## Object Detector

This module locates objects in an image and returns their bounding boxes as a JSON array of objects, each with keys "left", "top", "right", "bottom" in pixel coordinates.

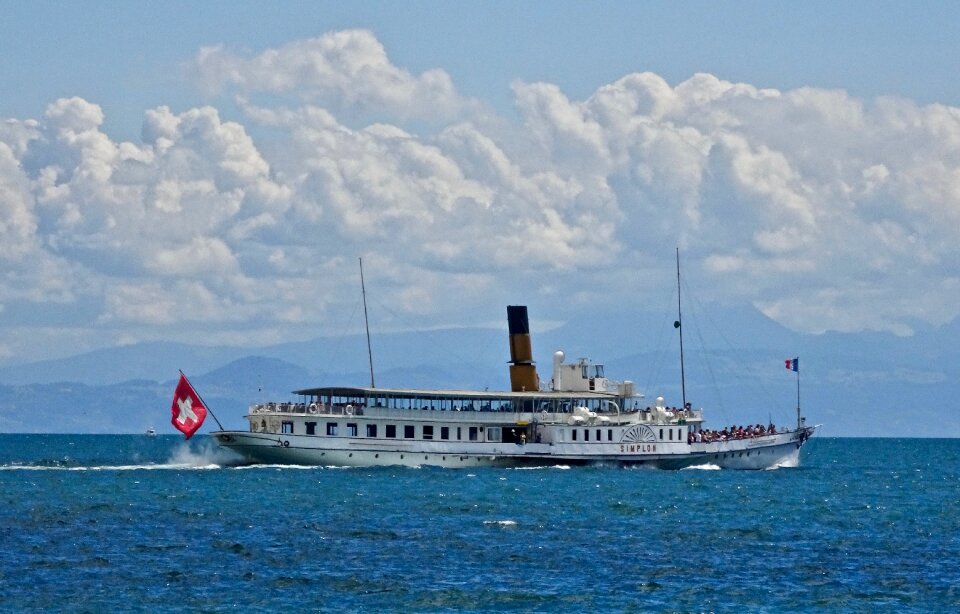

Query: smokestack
[{"left": 507, "top": 305, "right": 540, "bottom": 392}]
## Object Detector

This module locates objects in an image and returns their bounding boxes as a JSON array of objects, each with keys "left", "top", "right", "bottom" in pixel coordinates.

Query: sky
[{"left": 2, "top": 1, "right": 960, "bottom": 366}]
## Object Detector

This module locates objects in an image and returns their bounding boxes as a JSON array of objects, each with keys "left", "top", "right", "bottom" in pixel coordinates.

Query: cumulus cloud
[
  {"left": 2, "top": 30, "right": 960, "bottom": 363},
  {"left": 195, "top": 29, "right": 474, "bottom": 122}
]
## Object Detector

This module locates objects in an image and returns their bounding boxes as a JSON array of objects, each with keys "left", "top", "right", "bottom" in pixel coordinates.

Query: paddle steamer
[{"left": 213, "top": 305, "right": 817, "bottom": 469}]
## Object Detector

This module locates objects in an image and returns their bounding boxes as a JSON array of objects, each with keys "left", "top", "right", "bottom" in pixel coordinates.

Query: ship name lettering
[{"left": 620, "top": 444, "right": 657, "bottom": 453}]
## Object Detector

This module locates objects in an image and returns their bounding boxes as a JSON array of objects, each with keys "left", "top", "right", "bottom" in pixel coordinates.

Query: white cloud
[
  {"left": 2, "top": 31, "right": 960, "bottom": 363},
  {"left": 195, "top": 29, "right": 473, "bottom": 122},
  {"left": 147, "top": 236, "right": 240, "bottom": 277}
]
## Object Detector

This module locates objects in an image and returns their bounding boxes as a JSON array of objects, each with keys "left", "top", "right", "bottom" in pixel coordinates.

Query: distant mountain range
[{"left": 1, "top": 304, "right": 957, "bottom": 437}]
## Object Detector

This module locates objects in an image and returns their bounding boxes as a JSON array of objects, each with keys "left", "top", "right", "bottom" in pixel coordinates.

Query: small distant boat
[{"left": 145, "top": 427, "right": 157, "bottom": 436}]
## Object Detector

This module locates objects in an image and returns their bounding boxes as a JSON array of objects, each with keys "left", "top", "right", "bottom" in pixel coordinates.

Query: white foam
[
  {"left": 681, "top": 463, "right": 722, "bottom": 471},
  {"left": 510, "top": 464, "right": 571, "bottom": 471},
  {"left": 166, "top": 441, "right": 240, "bottom": 467},
  {"left": 0, "top": 440, "right": 239, "bottom": 472},
  {"left": 232, "top": 463, "right": 319, "bottom": 470},
  {"left": 0, "top": 462, "right": 221, "bottom": 472},
  {"left": 483, "top": 520, "right": 518, "bottom": 527}
]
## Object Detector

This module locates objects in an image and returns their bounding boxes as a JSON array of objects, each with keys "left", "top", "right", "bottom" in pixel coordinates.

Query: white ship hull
[{"left": 214, "top": 418, "right": 815, "bottom": 470}]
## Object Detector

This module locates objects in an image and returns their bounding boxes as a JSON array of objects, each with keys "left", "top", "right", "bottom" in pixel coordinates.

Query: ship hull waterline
[{"left": 213, "top": 427, "right": 815, "bottom": 470}]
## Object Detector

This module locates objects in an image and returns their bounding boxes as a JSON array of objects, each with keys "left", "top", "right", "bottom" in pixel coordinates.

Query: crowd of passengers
[{"left": 688, "top": 423, "right": 777, "bottom": 444}]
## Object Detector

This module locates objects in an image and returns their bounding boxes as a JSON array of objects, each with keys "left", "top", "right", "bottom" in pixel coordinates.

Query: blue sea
[{"left": 1, "top": 436, "right": 958, "bottom": 613}]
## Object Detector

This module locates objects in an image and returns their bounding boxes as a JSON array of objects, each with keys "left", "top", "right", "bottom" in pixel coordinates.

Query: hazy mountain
[{"left": 0, "top": 304, "right": 957, "bottom": 436}]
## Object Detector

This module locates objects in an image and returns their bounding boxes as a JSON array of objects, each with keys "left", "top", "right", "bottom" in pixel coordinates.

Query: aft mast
[
  {"left": 359, "top": 257, "right": 375, "bottom": 389},
  {"left": 674, "top": 248, "right": 687, "bottom": 408}
]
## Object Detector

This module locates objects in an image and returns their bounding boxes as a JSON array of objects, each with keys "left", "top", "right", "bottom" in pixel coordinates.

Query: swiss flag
[{"left": 170, "top": 374, "right": 207, "bottom": 439}]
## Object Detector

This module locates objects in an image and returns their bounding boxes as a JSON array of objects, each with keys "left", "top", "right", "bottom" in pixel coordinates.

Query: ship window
[
  {"left": 305, "top": 422, "right": 316, "bottom": 435},
  {"left": 347, "top": 423, "right": 358, "bottom": 437},
  {"left": 584, "top": 429, "right": 589, "bottom": 441},
  {"left": 468, "top": 427, "right": 478, "bottom": 441},
  {"left": 404, "top": 425, "right": 415, "bottom": 439},
  {"left": 669, "top": 429, "right": 673, "bottom": 441},
  {"left": 326, "top": 422, "right": 338, "bottom": 436},
  {"left": 386, "top": 424, "right": 396, "bottom": 438},
  {"left": 607, "top": 429, "right": 613, "bottom": 441},
  {"left": 572, "top": 429, "right": 577, "bottom": 441},
  {"left": 423, "top": 425, "right": 434, "bottom": 440},
  {"left": 487, "top": 427, "right": 501, "bottom": 442},
  {"left": 659, "top": 428, "right": 663, "bottom": 440},
  {"left": 282, "top": 421, "right": 294, "bottom": 434},
  {"left": 366, "top": 424, "right": 377, "bottom": 438},
  {"left": 596, "top": 429, "right": 601, "bottom": 441},
  {"left": 457, "top": 427, "right": 462, "bottom": 440},
  {"left": 440, "top": 426, "right": 449, "bottom": 440}
]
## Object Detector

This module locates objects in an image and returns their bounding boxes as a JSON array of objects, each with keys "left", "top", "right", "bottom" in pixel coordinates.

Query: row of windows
[
  {"left": 281, "top": 421, "right": 688, "bottom": 444},
  {"left": 292, "top": 421, "right": 484, "bottom": 442},
  {"left": 567, "top": 427, "right": 685, "bottom": 442},
  {"left": 571, "top": 429, "right": 615, "bottom": 442}
]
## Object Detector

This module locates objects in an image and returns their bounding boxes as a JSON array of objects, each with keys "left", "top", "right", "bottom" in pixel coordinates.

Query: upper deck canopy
[{"left": 293, "top": 386, "right": 621, "bottom": 401}]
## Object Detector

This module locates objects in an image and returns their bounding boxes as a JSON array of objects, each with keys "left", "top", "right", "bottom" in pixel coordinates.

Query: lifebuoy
[
  {"left": 345, "top": 405, "right": 354, "bottom": 416},
  {"left": 282, "top": 440, "right": 290, "bottom": 447}
]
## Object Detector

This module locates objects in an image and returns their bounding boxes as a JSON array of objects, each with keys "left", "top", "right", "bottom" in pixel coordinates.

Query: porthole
[
  {"left": 349, "top": 453, "right": 353, "bottom": 457},
  {"left": 375, "top": 454, "right": 379, "bottom": 458}
]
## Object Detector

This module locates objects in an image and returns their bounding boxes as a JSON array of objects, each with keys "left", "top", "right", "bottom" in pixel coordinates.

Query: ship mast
[
  {"left": 674, "top": 247, "right": 687, "bottom": 408},
  {"left": 359, "top": 257, "right": 375, "bottom": 388}
]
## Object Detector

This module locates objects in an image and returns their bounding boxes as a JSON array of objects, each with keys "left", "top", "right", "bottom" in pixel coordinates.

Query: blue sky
[
  {"left": 4, "top": 1, "right": 958, "bottom": 133},
  {"left": 2, "top": 1, "right": 960, "bottom": 365}
]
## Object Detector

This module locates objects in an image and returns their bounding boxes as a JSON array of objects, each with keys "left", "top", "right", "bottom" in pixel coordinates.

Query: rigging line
[
  {"left": 359, "top": 257, "right": 375, "bottom": 389},
  {"left": 368, "top": 295, "right": 502, "bottom": 377},
  {"left": 691, "top": 289, "right": 784, "bottom": 410},
  {"left": 643, "top": 280, "right": 682, "bottom": 402},
  {"left": 319, "top": 298, "right": 362, "bottom": 377},
  {"left": 676, "top": 247, "right": 687, "bottom": 409},
  {"left": 680, "top": 274, "right": 729, "bottom": 424},
  {"left": 684, "top": 283, "right": 791, "bottom": 424}
]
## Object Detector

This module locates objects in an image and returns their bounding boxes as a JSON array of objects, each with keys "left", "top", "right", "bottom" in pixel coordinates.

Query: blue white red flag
[{"left": 785, "top": 357, "right": 799, "bottom": 372}]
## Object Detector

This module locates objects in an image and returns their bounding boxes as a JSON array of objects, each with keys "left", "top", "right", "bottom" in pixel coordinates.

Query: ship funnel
[{"left": 507, "top": 305, "right": 540, "bottom": 392}]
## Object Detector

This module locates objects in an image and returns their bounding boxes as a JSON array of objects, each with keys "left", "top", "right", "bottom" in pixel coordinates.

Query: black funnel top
[{"left": 507, "top": 305, "right": 530, "bottom": 335}]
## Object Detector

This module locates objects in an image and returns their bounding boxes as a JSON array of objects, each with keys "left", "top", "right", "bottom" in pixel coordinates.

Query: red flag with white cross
[{"left": 170, "top": 373, "right": 207, "bottom": 439}]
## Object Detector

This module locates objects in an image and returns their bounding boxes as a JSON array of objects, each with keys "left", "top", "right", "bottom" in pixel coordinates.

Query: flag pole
[
  {"left": 795, "top": 359, "right": 801, "bottom": 431},
  {"left": 180, "top": 369, "right": 225, "bottom": 431}
]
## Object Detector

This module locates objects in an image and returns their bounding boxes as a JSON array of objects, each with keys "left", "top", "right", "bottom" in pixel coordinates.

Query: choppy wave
[{"left": 2, "top": 437, "right": 957, "bottom": 612}]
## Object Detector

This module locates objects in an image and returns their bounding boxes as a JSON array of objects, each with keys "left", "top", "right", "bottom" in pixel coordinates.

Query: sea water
[{"left": 0, "top": 435, "right": 958, "bottom": 612}]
